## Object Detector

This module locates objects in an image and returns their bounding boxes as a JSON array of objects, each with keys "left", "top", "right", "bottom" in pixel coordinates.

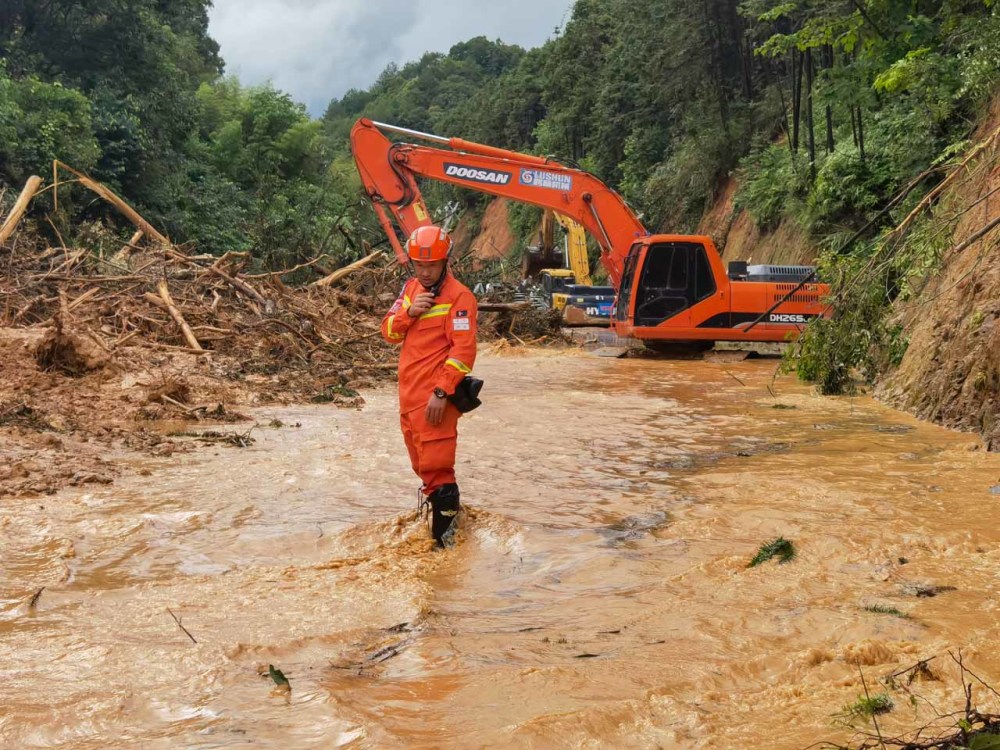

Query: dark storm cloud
[{"left": 209, "top": 0, "right": 571, "bottom": 115}]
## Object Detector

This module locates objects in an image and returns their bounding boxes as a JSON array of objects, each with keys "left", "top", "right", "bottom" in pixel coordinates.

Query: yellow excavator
[{"left": 524, "top": 210, "right": 614, "bottom": 325}]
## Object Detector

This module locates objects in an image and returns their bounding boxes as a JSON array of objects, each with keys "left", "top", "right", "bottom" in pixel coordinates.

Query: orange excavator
[{"left": 351, "top": 118, "right": 830, "bottom": 345}]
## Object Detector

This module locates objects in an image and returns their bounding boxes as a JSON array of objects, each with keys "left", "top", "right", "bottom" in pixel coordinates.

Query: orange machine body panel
[{"left": 613, "top": 236, "right": 829, "bottom": 343}]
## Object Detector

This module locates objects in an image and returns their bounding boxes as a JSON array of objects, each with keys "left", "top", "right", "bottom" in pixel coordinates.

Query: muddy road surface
[{"left": 3, "top": 351, "right": 1000, "bottom": 749}]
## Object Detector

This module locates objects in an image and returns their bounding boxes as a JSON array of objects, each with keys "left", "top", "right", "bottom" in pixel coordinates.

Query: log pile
[
  {"left": 0, "top": 164, "right": 566, "bottom": 389},
  {"left": 0, "top": 169, "right": 402, "bottom": 388}
]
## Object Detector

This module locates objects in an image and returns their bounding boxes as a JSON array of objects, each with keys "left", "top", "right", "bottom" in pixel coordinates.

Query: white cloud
[{"left": 208, "top": 0, "right": 572, "bottom": 115}]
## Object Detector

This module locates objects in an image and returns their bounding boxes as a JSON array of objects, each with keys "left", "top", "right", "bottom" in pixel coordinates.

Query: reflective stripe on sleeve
[
  {"left": 445, "top": 357, "right": 472, "bottom": 374},
  {"left": 386, "top": 316, "right": 403, "bottom": 340}
]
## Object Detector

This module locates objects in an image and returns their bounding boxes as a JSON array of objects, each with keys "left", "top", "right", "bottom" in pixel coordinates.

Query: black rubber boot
[{"left": 429, "top": 483, "right": 460, "bottom": 547}]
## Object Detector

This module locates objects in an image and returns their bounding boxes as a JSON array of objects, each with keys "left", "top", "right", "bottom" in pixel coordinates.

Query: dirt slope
[
  {"left": 878, "top": 97, "right": 1000, "bottom": 450},
  {"left": 697, "top": 175, "right": 816, "bottom": 265},
  {"left": 452, "top": 199, "right": 518, "bottom": 267}
]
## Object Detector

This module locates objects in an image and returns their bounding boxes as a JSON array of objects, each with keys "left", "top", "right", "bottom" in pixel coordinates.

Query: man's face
[{"left": 413, "top": 259, "right": 447, "bottom": 289}]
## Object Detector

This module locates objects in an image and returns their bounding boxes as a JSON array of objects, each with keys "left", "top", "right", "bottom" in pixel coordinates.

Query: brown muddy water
[{"left": 3, "top": 351, "right": 1000, "bottom": 749}]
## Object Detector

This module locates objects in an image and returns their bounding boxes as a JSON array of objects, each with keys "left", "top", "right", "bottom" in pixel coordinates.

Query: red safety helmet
[{"left": 407, "top": 225, "right": 452, "bottom": 262}]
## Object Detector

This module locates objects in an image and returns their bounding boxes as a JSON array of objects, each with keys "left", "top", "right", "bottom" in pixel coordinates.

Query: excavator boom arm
[
  {"left": 351, "top": 118, "right": 648, "bottom": 287},
  {"left": 553, "top": 212, "right": 592, "bottom": 286}
]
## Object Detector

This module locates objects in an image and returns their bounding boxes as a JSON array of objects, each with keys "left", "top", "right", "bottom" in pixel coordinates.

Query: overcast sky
[{"left": 208, "top": 0, "right": 573, "bottom": 116}]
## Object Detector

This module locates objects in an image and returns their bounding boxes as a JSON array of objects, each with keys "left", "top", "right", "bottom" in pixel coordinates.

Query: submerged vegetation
[
  {"left": 747, "top": 536, "right": 796, "bottom": 567},
  {"left": 862, "top": 603, "right": 910, "bottom": 619},
  {"left": 837, "top": 692, "right": 894, "bottom": 722}
]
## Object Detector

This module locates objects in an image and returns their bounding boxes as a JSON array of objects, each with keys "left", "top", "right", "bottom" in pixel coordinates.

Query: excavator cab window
[
  {"left": 633, "top": 242, "right": 716, "bottom": 326},
  {"left": 615, "top": 244, "right": 643, "bottom": 323},
  {"left": 540, "top": 273, "right": 571, "bottom": 297}
]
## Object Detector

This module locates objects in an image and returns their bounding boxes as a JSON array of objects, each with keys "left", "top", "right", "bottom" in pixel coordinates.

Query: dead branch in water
[
  {"left": 167, "top": 608, "right": 198, "bottom": 644},
  {"left": 28, "top": 587, "right": 45, "bottom": 609},
  {"left": 825, "top": 651, "right": 1000, "bottom": 750}
]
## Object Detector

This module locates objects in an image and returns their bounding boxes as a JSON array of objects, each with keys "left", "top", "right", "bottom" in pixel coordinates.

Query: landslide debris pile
[
  {"left": 0, "top": 235, "right": 397, "bottom": 385},
  {"left": 0, "top": 169, "right": 403, "bottom": 497},
  {"left": 0, "top": 165, "right": 406, "bottom": 383}
]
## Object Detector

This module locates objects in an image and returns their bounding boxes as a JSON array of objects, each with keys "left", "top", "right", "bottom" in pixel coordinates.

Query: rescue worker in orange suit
[{"left": 380, "top": 225, "right": 478, "bottom": 546}]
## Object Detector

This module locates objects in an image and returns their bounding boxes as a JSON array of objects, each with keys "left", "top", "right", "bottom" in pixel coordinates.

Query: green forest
[{"left": 3, "top": 0, "right": 1000, "bottom": 388}]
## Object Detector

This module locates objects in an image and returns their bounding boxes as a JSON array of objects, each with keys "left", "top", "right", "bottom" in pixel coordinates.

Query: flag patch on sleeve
[{"left": 456, "top": 309, "right": 469, "bottom": 317}]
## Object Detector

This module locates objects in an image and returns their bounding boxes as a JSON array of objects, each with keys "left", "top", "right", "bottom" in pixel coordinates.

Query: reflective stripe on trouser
[{"left": 400, "top": 403, "right": 460, "bottom": 494}]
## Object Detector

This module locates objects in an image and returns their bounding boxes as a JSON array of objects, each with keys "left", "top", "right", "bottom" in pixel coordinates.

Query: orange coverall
[{"left": 381, "top": 273, "right": 478, "bottom": 493}]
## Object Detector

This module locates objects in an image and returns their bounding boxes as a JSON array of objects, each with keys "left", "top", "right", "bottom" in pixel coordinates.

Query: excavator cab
[
  {"left": 522, "top": 210, "right": 564, "bottom": 278},
  {"left": 615, "top": 240, "right": 717, "bottom": 327},
  {"left": 615, "top": 236, "right": 827, "bottom": 342},
  {"left": 540, "top": 268, "right": 575, "bottom": 313}
]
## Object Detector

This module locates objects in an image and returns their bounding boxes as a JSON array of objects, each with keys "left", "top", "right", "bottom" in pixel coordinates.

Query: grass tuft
[
  {"left": 839, "top": 693, "right": 893, "bottom": 721},
  {"left": 747, "top": 537, "right": 796, "bottom": 568},
  {"left": 863, "top": 604, "right": 910, "bottom": 619}
]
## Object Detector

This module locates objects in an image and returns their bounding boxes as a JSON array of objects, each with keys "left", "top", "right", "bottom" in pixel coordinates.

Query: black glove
[{"left": 447, "top": 376, "right": 484, "bottom": 413}]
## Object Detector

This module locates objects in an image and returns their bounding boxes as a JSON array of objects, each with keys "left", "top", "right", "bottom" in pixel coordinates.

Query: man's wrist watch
[{"left": 433, "top": 388, "right": 447, "bottom": 399}]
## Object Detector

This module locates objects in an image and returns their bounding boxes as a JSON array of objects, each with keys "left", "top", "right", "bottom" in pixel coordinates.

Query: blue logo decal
[{"left": 519, "top": 168, "right": 573, "bottom": 191}]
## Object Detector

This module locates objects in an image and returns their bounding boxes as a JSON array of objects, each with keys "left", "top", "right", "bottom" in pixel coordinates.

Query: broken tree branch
[
  {"left": 0, "top": 175, "right": 43, "bottom": 247},
  {"left": 157, "top": 280, "right": 204, "bottom": 352},
  {"left": 54, "top": 161, "right": 170, "bottom": 245},
  {"left": 953, "top": 213, "right": 1000, "bottom": 255},
  {"left": 245, "top": 255, "right": 330, "bottom": 279},
  {"left": 207, "top": 264, "right": 268, "bottom": 305},
  {"left": 886, "top": 122, "right": 1000, "bottom": 247},
  {"left": 858, "top": 664, "right": 887, "bottom": 750},
  {"left": 311, "top": 250, "right": 383, "bottom": 288},
  {"left": 167, "top": 247, "right": 269, "bottom": 304},
  {"left": 117, "top": 230, "right": 144, "bottom": 261}
]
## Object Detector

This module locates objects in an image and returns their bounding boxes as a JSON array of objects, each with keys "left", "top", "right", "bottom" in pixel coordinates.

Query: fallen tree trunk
[
  {"left": 55, "top": 161, "right": 170, "bottom": 245},
  {"left": 478, "top": 302, "right": 532, "bottom": 312},
  {"left": 157, "top": 280, "right": 204, "bottom": 352},
  {"left": 0, "top": 175, "right": 43, "bottom": 247},
  {"left": 311, "top": 250, "right": 383, "bottom": 288}
]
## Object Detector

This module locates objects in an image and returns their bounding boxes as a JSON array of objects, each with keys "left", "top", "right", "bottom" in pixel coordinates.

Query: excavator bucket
[
  {"left": 521, "top": 246, "right": 565, "bottom": 279},
  {"left": 521, "top": 209, "right": 564, "bottom": 279}
]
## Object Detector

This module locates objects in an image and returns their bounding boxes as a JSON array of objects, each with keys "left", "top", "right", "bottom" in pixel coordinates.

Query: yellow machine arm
[{"left": 553, "top": 212, "right": 592, "bottom": 286}]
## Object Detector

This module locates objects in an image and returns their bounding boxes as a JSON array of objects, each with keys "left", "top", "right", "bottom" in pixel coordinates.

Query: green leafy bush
[
  {"left": 0, "top": 64, "right": 100, "bottom": 181},
  {"left": 735, "top": 141, "right": 808, "bottom": 231},
  {"left": 808, "top": 146, "right": 893, "bottom": 230}
]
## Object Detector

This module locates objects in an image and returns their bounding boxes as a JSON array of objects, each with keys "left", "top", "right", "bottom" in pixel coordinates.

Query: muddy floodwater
[{"left": 3, "top": 351, "right": 1000, "bottom": 749}]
